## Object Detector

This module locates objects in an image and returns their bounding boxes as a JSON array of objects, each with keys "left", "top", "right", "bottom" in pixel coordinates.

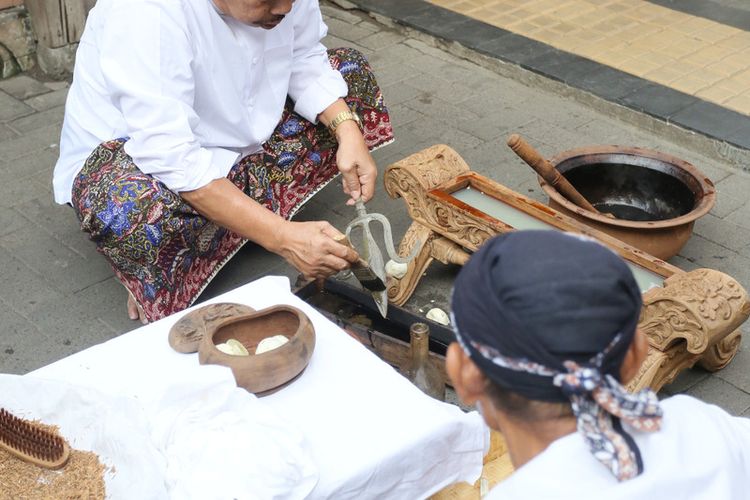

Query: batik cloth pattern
[
  {"left": 71, "top": 47, "right": 393, "bottom": 321},
  {"left": 453, "top": 323, "right": 663, "bottom": 482}
]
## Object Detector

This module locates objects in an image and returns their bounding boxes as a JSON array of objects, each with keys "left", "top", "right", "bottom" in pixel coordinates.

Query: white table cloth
[{"left": 29, "top": 276, "right": 488, "bottom": 499}]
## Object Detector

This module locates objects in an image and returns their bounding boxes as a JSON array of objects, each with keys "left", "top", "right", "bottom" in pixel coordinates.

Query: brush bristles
[{"left": 0, "top": 408, "right": 70, "bottom": 469}]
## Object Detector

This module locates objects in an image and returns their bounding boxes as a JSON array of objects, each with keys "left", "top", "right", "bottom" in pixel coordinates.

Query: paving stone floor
[
  {"left": 425, "top": 0, "right": 750, "bottom": 116},
  {"left": 1, "top": 2, "right": 750, "bottom": 415}
]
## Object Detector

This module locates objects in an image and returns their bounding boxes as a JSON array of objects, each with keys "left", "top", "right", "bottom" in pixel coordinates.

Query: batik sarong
[{"left": 72, "top": 48, "right": 393, "bottom": 321}]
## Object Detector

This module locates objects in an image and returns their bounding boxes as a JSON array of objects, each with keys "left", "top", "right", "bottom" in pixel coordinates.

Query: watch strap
[{"left": 328, "top": 110, "right": 361, "bottom": 134}]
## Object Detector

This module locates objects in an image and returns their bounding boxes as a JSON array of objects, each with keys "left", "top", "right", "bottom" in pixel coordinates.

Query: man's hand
[
  {"left": 275, "top": 220, "right": 360, "bottom": 279},
  {"left": 335, "top": 120, "right": 377, "bottom": 206},
  {"left": 319, "top": 98, "right": 377, "bottom": 206},
  {"left": 180, "top": 179, "right": 359, "bottom": 280}
]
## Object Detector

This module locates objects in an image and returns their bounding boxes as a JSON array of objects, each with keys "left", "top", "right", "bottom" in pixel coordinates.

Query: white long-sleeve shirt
[
  {"left": 53, "top": 0, "right": 347, "bottom": 204},
  {"left": 487, "top": 395, "right": 750, "bottom": 499}
]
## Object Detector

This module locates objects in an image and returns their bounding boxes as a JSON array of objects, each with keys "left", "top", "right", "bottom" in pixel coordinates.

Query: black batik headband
[{"left": 451, "top": 231, "right": 663, "bottom": 480}]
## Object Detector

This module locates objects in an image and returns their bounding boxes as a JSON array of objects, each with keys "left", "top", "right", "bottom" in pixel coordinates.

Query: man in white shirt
[
  {"left": 447, "top": 231, "right": 750, "bottom": 499},
  {"left": 53, "top": 0, "right": 394, "bottom": 322}
]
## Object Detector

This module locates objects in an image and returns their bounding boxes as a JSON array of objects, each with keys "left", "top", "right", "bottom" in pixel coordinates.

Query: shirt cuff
[
  {"left": 179, "top": 147, "right": 240, "bottom": 192},
  {"left": 293, "top": 70, "right": 348, "bottom": 124}
]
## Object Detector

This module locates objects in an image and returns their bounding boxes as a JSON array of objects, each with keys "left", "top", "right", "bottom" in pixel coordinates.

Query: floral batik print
[{"left": 71, "top": 48, "right": 393, "bottom": 321}]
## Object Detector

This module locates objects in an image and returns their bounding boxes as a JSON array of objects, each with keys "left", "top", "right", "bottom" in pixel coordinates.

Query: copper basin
[{"left": 539, "top": 146, "right": 715, "bottom": 259}]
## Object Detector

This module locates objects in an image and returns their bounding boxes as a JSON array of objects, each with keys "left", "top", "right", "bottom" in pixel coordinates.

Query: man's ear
[
  {"left": 620, "top": 328, "right": 649, "bottom": 384},
  {"left": 446, "top": 342, "right": 488, "bottom": 406}
]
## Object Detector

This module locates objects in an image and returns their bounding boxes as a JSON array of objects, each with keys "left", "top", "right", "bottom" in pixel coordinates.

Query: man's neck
[{"left": 500, "top": 415, "right": 577, "bottom": 469}]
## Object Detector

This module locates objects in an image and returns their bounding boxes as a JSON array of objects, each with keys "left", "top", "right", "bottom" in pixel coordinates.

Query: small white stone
[
  {"left": 385, "top": 259, "right": 408, "bottom": 279},
  {"left": 216, "top": 339, "right": 249, "bottom": 356},
  {"left": 426, "top": 307, "right": 450, "bottom": 326},
  {"left": 256, "top": 335, "right": 289, "bottom": 354},
  {"left": 216, "top": 343, "right": 232, "bottom": 354}
]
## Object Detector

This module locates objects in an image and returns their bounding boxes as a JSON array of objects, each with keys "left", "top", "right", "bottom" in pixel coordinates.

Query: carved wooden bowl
[{"left": 198, "top": 305, "right": 316, "bottom": 395}]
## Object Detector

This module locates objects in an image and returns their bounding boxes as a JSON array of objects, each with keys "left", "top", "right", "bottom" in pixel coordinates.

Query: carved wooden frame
[{"left": 384, "top": 145, "right": 749, "bottom": 392}]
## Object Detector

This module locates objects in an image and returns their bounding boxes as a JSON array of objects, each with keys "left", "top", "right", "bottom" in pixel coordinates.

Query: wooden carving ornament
[
  {"left": 168, "top": 303, "right": 256, "bottom": 353},
  {"left": 384, "top": 145, "right": 749, "bottom": 393},
  {"left": 631, "top": 269, "right": 749, "bottom": 392}
]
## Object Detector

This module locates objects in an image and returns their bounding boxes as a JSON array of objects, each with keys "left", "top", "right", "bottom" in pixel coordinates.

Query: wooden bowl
[
  {"left": 168, "top": 303, "right": 256, "bottom": 354},
  {"left": 198, "top": 305, "right": 316, "bottom": 395}
]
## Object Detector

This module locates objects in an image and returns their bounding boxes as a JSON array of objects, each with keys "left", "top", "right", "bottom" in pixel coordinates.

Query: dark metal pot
[{"left": 539, "top": 146, "right": 715, "bottom": 260}]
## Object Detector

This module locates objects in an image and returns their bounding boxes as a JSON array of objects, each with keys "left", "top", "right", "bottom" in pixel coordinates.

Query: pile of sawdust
[{"left": 0, "top": 424, "right": 106, "bottom": 500}]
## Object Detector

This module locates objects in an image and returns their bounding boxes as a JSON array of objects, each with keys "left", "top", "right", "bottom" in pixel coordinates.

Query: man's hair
[
  {"left": 452, "top": 231, "right": 642, "bottom": 404},
  {"left": 485, "top": 379, "right": 573, "bottom": 422}
]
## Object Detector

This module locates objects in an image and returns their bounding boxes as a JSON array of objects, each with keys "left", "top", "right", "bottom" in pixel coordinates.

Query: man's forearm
[
  {"left": 319, "top": 98, "right": 361, "bottom": 142},
  {"left": 180, "top": 176, "right": 359, "bottom": 279},
  {"left": 318, "top": 98, "right": 377, "bottom": 204},
  {"left": 180, "top": 177, "right": 285, "bottom": 253}
]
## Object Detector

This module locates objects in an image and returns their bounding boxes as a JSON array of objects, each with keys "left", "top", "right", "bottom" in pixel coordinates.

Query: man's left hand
[{"left": 334, "top": 121, "right": 377, "bottom": 205}]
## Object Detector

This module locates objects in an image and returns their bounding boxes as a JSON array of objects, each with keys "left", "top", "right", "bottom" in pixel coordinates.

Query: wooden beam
[
  {"left": 63, "top": 0, "right": 90, "bottom": 43},
  {"left": 0, "top": 0, "right": 24, "bottom": 9},
  {"left": 25, "top": 0, "right": 66, "bottom": 48}
]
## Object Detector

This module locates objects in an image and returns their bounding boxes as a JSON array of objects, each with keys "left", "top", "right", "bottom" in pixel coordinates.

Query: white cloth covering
[
  {"left": 53, "top": 0, "right": 347, "bottom": 204},
  {"left": 487, "top": 395, "right": 750, "bottom": 500},
  {"left": 147, "top": 366, "right": 319, "bottom": 499},
  {"left": 3, "top": 366, "right": 319, "bottom": 499},
  {"left": 0, "top": 374, "right": 168, "bottom": 499},
  {"left": 30, "top": 276, "right": 488, "bottom": 499}
]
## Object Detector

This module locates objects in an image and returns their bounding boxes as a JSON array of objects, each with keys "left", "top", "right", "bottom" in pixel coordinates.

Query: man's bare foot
[{"left": 127, "top": 292, "right": 148, "bottom": 324}]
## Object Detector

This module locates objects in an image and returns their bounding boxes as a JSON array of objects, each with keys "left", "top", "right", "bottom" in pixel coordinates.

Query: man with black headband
[{"left": 447, "top": 231, "right": 750, "bottom": 498}]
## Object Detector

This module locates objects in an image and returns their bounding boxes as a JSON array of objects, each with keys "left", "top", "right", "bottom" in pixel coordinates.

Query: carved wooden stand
[
  {"left": 631, "top": 270, "right": 748, "bottom": 392},
  {"left": 384, "top": 145, "right": 750, "bottom": 393}
]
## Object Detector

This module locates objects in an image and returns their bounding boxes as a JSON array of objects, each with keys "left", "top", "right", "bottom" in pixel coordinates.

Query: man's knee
[
  {"left": 328, "top": 47, "right": 372, "bottom": 76},
  {"left": 330, "top": 46, "right": 368, "bottom": 64},
  {"left": 78, "top": 166, "right": 182, "bottom": 244}
]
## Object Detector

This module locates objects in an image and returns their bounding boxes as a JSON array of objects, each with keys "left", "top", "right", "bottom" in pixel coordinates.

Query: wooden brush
[
  {"left": 0, "top": 408, "right": 71, "bottom": 469},
  {"left": 335, "top": 234, "right": 386, "bottom": 292}
]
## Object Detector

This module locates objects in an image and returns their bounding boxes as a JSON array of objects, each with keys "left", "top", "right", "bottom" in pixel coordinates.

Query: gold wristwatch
[{"left": 328, "top": 110, "right": 362, "bottom": 135}]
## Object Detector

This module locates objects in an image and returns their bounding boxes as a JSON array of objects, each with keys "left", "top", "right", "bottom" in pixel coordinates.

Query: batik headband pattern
[{"left": 452, "top": 312, "right": 663, "bottom": 481}]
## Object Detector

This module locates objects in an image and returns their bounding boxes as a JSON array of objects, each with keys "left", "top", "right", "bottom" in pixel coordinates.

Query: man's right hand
[
  {"left": 275, "top": 220, "right": 360, "bottom": 279},
  {"left": 180, "top": 179, "right": 360, "bottom": 279}
]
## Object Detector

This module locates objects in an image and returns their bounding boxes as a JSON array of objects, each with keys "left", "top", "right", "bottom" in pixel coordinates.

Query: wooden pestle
[{"left": 507, "top": 134, "right": 602, "bottom": 215}]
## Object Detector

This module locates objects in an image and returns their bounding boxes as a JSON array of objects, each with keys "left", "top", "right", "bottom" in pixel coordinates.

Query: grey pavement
[{"left": 1, "top": 1, "right": 750, "bottom": 415}]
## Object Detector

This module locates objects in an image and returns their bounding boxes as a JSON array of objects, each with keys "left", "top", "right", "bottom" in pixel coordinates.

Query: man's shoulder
[
  {"left": 660, "top": 393, "right": 730, "bottom": 418},
  {"left": 659, "top": 393, "right": 750, "bottom": 436},
  {"left": 86, "top": 0, "right": 205, "bottom": 39},
  {"left": 92, "top": 0, "right": 197, "bottom": 18},
  {"left": 648, "top": 394, "right": 727, "bottom": 435},
  {"left": 660, "top": 394, "right": 705, "bottom": 411}
]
